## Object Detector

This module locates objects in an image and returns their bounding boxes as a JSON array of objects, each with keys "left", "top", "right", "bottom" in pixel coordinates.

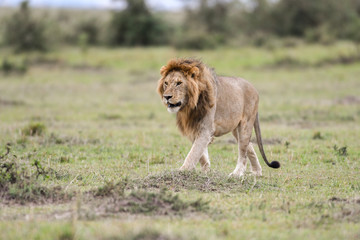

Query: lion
[{"left": 157, "top": 58, "right": 280, "bottom": 177}]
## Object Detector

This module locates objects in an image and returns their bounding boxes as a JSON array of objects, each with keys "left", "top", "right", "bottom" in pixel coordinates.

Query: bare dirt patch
[
  {"left": 0, "top": 98, "right": 25, "bottom": 106},
  {"left": 104, "top": 229, "right": 183, "bottom": 240},
  {"left": 71, "top": 64, "right": 106, "bottom": 72},
  {"left": 268, "top": 56, "right": 307, "bottom": 69},
  {"left": 318, "top": 54, "right": 360, "bottom": 66},
  {"left": 17, "top": 131, "right": 100, "bottom": 147},
  {"left": 262, "top": 54, "right": 360, "bottom": 70},
  {"left": 39, "top": 132, "right": 100, "bottom": 146},
  {"left": 329, "top": 197, "right": 360, "bottom": 223},
  {"left": 29, "top": 56, "right": 107, "bottom": 72},
  {"left": 336, "top": 96, "right": 360, "bottom": 105},
  {"left": 251, "top": 137, "right": 282, "bottom": 145},
  {"left": 98, "top": 113, "right": 123, "bottom": 120},
  {"left": 216, "top": 137, "right": 282, "bottom": 145},
  {"left": 329, "top": 197, "right": 360, "bottom": 204},
  {"left": 85, "top": 188, "right": 209, "bottom": 219}
]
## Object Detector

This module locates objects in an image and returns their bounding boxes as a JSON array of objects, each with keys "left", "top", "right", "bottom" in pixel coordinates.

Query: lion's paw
[
  {"left": 251, "top": 170, "right": 262, "bottom": 177},
  {"left": 228, "top": 165, "right": 246, "bottom": 178},
  {"left": 228, "top": 170, "right": 245, "bottom": 178},
  {"left": 179, "top": 165, "right": 192, "bottom": 171},
  {"left": 201, "top": 163, "right": 210, "bottom": 172}
]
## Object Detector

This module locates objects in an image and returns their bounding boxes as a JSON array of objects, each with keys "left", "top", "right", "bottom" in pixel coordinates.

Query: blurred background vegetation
[{"left": 1, "top": 0, "right": 360, "bottom": 52}]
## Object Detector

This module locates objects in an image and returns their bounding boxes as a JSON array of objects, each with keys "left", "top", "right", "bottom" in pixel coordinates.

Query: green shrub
[
  {"left": 108, "top": 0, "right": 171, "bottom": 46},
  {"left": 173, "top": 0, "right": 232, "bottom": 49},
  {"left": 3, "top": 1, "right": 48, "bottom": 52},
  {"left": 183, "top": 0, "right": 232, "bottom": 35},
  {"left": 76, "top": 18, "right": 100, "bottom": 45},
  {"left": 305, "top": 25, "right": 335, "bottom": 45},
  {"left": 78, "top": 33, "right": 89, "bottom": 56},
  {"left": 312, "top": 131, "right": 324, "bottom": 140},
  {"left": 22, "top": 122, "right": 46, "bottom": 136},
  {"left": 343, "top": 17, "right": 360, "bottom": 55},
  {"left": 241, "top": 0, "right": 360, "bottom": 43},
  {"left": 0, "top": 58, "right": 28, "bottom": 75},
  {"left": 251, "top": 31, "right": 270, "bottom": 47},
  {"left": 281, "top": 37, "right": 302, "bottom": 48}
]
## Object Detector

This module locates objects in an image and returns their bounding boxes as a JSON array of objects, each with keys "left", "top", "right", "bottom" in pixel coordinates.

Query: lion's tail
[{"left": 254, "top": 113, "right": 280, "bottom": 169}]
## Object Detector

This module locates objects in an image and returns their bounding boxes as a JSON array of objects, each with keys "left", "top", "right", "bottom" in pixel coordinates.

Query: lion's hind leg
[
  {"left": 229, "top": 116, "right": 257, "bottom": 177},
  {"left": 229, "top": 125, "right": 247, "bottom": 177},
  {"left": 247, "top": 143, "right": 262, "bottom": 176}
]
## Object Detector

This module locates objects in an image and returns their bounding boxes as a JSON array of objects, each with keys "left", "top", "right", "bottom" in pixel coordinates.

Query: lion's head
[
  {"left": 157, "top": 70, "right": 189, "bottom": 113},
  {"left": 157, "top": 58, "right": 216, "bottom": 137}
]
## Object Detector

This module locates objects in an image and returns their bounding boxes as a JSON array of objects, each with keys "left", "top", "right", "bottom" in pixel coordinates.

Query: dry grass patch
[{"left": 132, "top": 170, "right": 271, "bottom": 193}]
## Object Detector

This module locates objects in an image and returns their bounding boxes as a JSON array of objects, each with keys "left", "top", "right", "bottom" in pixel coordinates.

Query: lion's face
[{"left": 161, "top": 71, "right": 188, "bottom": 113}]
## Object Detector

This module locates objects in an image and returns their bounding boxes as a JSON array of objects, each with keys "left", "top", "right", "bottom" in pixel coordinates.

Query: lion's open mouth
[{"left": 168, "top": 102, "right": 181, "bottom": 108}]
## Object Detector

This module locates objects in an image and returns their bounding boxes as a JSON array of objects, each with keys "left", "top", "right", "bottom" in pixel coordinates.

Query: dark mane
[
  {"left": 158, "top": 58, "right": 217, "bottom": 139},
  {"left": 176, "top": 91, "right": 214, "bottom": 139}
]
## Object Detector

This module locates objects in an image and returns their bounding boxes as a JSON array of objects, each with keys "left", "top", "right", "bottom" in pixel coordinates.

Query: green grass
[{"left": 0, "top": 42, "right": 360, "bottom": 239}]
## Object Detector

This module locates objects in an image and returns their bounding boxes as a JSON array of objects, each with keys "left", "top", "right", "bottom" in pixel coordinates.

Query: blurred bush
[
  {"left": 173, "top": 28, "right": 218, "bottom": 50},
  {"left": 343, "top": 17, "right": 360, "bottom": 55},
  {"left": 305, "top": 25, "right": 335, "bottom": 45},
  {"left": 3, "top": 1, "right": 48, "bottom": 52},
  {"left": 0, "top": 58, "right": 27, "bottom": 75},
  {"left": 186, "top": 0, "right": 232, "bottom": 35},
  {"left": 108, "top": 0, "right": 171, "bottom": 46},
  {"left": 174, "top": 0, "right": 233, "bottom": 49},
  {"left": 76, "top": 18, "right": 100, "bottom": 45},
  {"left": 242, "top": 0, "right": 360, "bottom": 45},
  {"left": 44, "top": 10, "right": 107, "bottom": 46}
]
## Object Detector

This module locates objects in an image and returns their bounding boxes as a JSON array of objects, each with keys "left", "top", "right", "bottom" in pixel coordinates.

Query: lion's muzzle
[{"left": 168, "top": 102, "right": 182, "bottom": 108}]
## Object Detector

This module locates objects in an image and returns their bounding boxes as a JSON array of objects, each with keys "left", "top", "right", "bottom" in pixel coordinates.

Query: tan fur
[{"left": 157, "top": 58, "right": 279, "bottom": 176}]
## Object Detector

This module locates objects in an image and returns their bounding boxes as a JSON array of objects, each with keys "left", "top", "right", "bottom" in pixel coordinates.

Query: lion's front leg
[
  {"left": 179, "top": 132, "right": 212, "bottom": 171},
  {"left": 199, "top": 147, "right": 210, "bottom": 172}
]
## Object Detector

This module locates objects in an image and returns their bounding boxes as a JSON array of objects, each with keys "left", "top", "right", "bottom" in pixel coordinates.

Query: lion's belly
[
  {"left": 213, "top": 118, "right": 241, "bottom": 137},
  {"left": 213, "top": 101, "right": 243, "bottom": 137}
]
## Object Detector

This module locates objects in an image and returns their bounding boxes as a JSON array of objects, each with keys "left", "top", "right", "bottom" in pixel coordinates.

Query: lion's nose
[{"left": 164, "top": 95, "right": 172, "bottom": 100}]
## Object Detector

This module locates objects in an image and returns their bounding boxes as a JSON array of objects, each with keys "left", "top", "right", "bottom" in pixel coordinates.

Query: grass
[{"left": 0, "top": 42, "right": 360, "bottom": 239}]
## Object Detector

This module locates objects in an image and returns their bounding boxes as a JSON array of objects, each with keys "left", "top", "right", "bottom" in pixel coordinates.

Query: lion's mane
[{"left": 157, "top": 59, "right": 217, "bottom": 139}]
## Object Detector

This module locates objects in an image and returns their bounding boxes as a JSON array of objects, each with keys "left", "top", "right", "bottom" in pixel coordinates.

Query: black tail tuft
[
  {"left": 269, "top": 161, "right": 280, "bottom": 169},
  {"left": 254, "top": 113, "right": 281, "bottom": 170}
]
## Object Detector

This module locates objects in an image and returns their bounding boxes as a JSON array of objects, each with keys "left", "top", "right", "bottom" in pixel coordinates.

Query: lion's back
[{"left": 217, "top": 76, "right": 259, "bottom": 105}]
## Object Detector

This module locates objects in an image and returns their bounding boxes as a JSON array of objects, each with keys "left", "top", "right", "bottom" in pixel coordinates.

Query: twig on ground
[{"left": 0, "top": 143, "right": 11, "bottom": 160}]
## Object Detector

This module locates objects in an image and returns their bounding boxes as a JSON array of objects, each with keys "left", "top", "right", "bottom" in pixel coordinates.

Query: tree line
[{"left": 1, "top": 0, "right": 360, "bottom": 52}]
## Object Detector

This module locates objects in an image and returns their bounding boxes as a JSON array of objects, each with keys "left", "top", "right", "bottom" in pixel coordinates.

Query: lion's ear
[
  {"left": 190, "top": 67, "right": 200, "bottom": 79},
  {"left": 160, "top": 66, "right": 167, "bottom": 76}
]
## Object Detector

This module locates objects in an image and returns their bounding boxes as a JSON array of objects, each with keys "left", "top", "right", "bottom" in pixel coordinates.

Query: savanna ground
[{"left": 0, "top": 42, "right": 360, "bottom": 239}]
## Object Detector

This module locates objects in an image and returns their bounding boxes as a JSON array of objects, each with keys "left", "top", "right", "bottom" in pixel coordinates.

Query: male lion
[{"left": 157, "top": 58, "right": 280, "bottom": 177}]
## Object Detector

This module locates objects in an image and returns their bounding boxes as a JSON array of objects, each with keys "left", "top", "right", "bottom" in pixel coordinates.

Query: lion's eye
[
  {"left": 164, "top": 82, "right": 168, "bottom": 86},
  {"left": 176, "top": 82, "right": 182, "bottom": 86}
]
